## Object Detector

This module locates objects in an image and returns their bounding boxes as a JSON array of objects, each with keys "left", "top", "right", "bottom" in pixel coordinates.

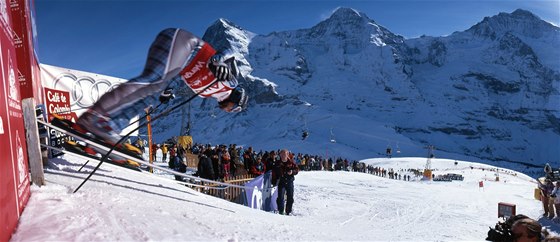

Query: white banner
[{"left": 40, "top": 64, "right": 139, "bottom": 136}]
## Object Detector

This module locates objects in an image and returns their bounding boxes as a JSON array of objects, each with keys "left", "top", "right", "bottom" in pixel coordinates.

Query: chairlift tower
[
  {"left": 423, "top": 145, "right": 435, "bottom": 180},
  {"left": 177, "top": 88, "right": 193, "bottom": 136}
]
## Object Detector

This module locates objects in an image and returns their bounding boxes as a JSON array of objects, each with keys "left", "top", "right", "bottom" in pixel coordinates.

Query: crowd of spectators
[{"left": 139, "top": 140, "right": 422, "bottom": 185}]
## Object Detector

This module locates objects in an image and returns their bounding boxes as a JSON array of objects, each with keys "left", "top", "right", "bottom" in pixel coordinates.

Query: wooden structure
[
  {"left": 188, "top": 174, "right": 255, "bottom": 204},
  {"left": 22, "top": 98, "right": 45, "bottom": 186}
]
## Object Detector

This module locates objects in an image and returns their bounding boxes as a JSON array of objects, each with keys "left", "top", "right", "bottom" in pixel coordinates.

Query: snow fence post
[{"left": 22, "top": 98, "right": 45, "bottom": 186}]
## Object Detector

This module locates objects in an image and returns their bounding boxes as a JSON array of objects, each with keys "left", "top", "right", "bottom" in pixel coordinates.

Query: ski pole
[{"left": 73, "top": 79, "right": 221, "bottom": 193}]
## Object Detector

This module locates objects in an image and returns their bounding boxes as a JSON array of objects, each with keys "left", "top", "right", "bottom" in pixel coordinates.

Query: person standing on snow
[
  {"left": 538, "top": 179, "right": 555, "bottom": 218},
  {"left": 172, "top": 148, "right": 187, "bottom": 181},
  {"left": 161, "top": 144, "right": 168, "bottom": 163},
  {"left": 73, "top": 28, "right": 248, "bottom": 152},
  {"left": 550, "top": 182, "right": 560, "bottom": 220},
  {"left": 273, "top": 149, "right": 299, "bottom": 215}
]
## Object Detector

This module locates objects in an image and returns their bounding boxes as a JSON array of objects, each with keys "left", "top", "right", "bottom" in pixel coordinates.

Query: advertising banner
[
  {"left": 2, "top": 17, "right": 30, "bottom": 215},
  {"left": 40, "top": 64, "right": 139, "bottom": 135},
  {"left": 44, "top": 87, "right": 74, "bottom": 157},
  {"left": 27, "top": 0, "right": 42, "bottom": 103},
  {"left": 244, "top": 171, "right": 278, "bottom": 212},
  {"left": 10, "top": 0, "right": 41, "bottom": 101},
  {"left": 0, "top": 26, "right": 18, "bottom": 242},
  {"left": 44, "top": 87, "right": 72, "bottom": 121},
  {"left": 0, "top": 0, "right": 10, "bottom": 39},
  {"left": 0, "top": 14, "right": 30, "bottom": 242}
]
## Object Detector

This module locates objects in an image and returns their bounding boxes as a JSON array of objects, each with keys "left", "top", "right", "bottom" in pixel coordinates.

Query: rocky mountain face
[{"left": 152, "top": 7, "right": 559, "bottom": 166}]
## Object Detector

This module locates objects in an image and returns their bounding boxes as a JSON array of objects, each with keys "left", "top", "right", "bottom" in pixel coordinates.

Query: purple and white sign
[{"left": 245, "top": 171, "right": 278, "bottom": 212}]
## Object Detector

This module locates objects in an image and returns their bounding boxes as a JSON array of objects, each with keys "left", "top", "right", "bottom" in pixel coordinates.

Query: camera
[
  {"left": 486, "top": 214, "right": 528, "bottom": 242},
  {"left": 486, "top": 221, "right": 512, "bottom": 242}
]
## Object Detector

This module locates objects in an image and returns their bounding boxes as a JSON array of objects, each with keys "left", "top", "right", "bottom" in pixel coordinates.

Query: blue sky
[{"left": 34, "top": 0, "right": 559, "bottom": 79}]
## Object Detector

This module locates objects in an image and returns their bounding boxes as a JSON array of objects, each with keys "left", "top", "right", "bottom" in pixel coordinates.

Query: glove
[
  {"left": 208, "top": 54, "right": 234, "bottom": 81},
  {"left": 209, "top": 63, "right": 230, "bottom": 81},
  {"left": 159, "top": 88, "right": 175, "bottom": 104}
]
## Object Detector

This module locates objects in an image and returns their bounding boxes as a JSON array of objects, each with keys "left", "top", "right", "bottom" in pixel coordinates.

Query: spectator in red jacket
[{"left": 249, "top": 156, "right": 266, "bottom": 176}]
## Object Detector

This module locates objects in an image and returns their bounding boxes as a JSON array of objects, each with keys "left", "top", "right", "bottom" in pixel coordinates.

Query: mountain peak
[
  {"left": 466, "top": 9, "right": 556, "bottom": 39},
  {"left": 305, "top": 7, "right": 403, "bottom": 45},
  {"left": 207, "top": 18, "right": 243, "bottom": 32},
  {"left": 330, "top": 7, "right": 365, "bottom": 20},
  {"left": 203, "top": 18, "right": 253, "bottom": 55},
  {"left": 510, "top": 9, "right": 539, "bottom": 20}
]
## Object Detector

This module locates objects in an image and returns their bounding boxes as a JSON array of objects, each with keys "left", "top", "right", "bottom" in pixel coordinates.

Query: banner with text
[
  {"left": 44, "top": 87, "right": 74, "bottom": 157},
  {"left": 40, "top": 63, "right": 140, "bottom": 136},
  {"left": 0, "top": 9, "right": 31, "bottom": 241},
  {"left": 10, "top": 0, "right": 42, "bottom": 101}
]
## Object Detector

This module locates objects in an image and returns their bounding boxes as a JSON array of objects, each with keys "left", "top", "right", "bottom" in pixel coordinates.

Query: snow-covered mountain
[{"left": 149, "top": 8, "right": 559, "bottom": 168}]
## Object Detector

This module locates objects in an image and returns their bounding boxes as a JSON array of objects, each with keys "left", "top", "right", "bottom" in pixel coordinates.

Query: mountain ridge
[{"left": 149, "top": 7, "right": 559, "bottom": 168}]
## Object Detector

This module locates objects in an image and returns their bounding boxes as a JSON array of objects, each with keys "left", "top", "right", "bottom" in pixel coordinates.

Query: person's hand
[
  {"left": 159, "top": 88, "right": 175, "bottom": 104},
  {"left": 208, "top": 55, "right": 231, "bottom": 81},
  {"left": 213, "top": 64, "right": 230, "bottom": 81}
]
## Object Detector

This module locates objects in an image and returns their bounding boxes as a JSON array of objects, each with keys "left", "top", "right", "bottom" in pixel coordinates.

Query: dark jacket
[
  {"left": 197, "top": 154, "right": 215, "bottom": 180},
  {"left": 173, "top": 155, "right": 187, "bottom": 173},
  {"left": 272, "top": 159, "right": 299, "bottom": 185}
]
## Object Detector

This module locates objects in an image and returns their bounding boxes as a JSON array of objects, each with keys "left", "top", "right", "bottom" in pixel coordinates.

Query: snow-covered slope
[
  {"left": 10, "top": 154, "right": 554, "bottom": 241},
  {"left": 148, "top": 7, "right": 559, "bottom": 170}
]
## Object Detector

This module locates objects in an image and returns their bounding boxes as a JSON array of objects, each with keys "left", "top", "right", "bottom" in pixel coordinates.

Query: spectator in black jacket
[
  {"left": 172, "top": 148, "right": 187, "bottom": 181},
  {"left": 197, "top": 148, "right": 215, "bottom": 181},
  {"left": 273, "top": 149, "right": 299, "bottom": 215},
  {"left": 265, "top": 150, "right": 277, "bottom": 173}
]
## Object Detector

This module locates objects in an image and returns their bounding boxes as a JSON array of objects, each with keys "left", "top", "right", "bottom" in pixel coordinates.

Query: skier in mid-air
[{"left": 64, "top": 28, "right": 248, "bottom": 156}]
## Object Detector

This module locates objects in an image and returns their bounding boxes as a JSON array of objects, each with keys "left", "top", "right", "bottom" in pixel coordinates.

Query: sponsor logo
[
  {"left": 181, "top": 60, "right": 207, "bottom": 79},
  {"left": 16, "top": 130, "right": 30, "bottom": 198},
  {"left": 8, "top": 55, "right": 18, "bottom": 101},
  {"left": 52, "top": 73, "right": 118, "bottom": 108},
  {"left": 12, "top": 30, "right": 22, "bottom": 47},
  {"left": 16, "top": 131, "right": 27, "bottom": 185},
  {"left": 45, "top": 88, "right": 73, "bottom": 121},
  {"left": 9, "top": 0, "right": 18, "bottom": 8}
]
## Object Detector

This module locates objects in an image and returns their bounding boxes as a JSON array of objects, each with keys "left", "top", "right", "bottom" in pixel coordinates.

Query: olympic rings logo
[{"left": 52, "top": 73, "right": 121, "bottom": 108}]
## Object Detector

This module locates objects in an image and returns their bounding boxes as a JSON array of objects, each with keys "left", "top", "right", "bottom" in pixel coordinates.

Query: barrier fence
[{"left": 187, "top": 174, "right": 256, "bottom": 204}]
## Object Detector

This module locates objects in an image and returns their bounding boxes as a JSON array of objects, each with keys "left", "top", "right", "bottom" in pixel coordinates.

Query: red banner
[
  {"left": 0, "top": 8, "right": 30, "bottom": 241},
  {"left": 10, "top": 0, "right": 42, "bottom": 102},
  {"left": 44, "top": 87, "right": 75, "bottom": 157},
  {"left": 0, "top": 51, "right": 19, "bottom": 242},
  {"left": 44, "top": 87, "right": 74, "bottom": 121}
]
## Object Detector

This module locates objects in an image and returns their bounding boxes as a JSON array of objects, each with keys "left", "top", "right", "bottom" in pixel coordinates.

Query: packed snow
[{"left": 9, "top": 153, "right": 560, "bottom": 241}]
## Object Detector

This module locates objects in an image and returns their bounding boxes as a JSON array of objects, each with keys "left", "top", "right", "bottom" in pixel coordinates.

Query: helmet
[{"left": 219, "top": 86, "right": 248, "bottom": 113}]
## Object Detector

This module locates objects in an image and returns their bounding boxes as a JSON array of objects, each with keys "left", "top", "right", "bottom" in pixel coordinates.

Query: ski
[
  {"left": 62, "top": 140, "right": 142, "bottom": 170},
  {"left": 38, "top": 119, "right": 251, "bottom": 190},
  {"left": 41, "top": 143, "right": 143, "bottom": 172},
  {"left": 49, "top": 114, "right": 143, "bottom": 160}
]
